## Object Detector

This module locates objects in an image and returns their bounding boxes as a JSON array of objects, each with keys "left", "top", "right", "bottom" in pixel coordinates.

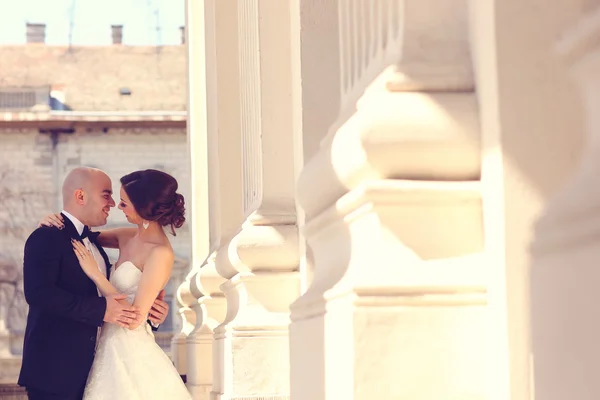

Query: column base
[
  {"left": 211, "top": 272, "right": 298, "bottom": 400},
  {"left": 291, "top": 179, "right": 487, "bottom": 400}
]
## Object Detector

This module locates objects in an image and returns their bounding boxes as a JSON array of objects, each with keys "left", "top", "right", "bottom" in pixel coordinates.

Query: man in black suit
[{"left": 18, "top": 167, "right": 169, "bottom": 400}]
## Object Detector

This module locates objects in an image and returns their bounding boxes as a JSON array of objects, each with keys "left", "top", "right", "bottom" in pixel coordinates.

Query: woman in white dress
[{"left": 44, "top": 169, "right": 191, "bottom": 400}]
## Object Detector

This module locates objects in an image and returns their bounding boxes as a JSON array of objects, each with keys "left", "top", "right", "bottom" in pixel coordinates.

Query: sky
[{"left": 0, "top": 0, "right": 185, "bottom": 45}]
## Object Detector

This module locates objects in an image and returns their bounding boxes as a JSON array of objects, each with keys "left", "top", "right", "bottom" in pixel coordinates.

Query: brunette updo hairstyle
[{"left": 120, "top": 169, "right": 185, "bottom": 235}]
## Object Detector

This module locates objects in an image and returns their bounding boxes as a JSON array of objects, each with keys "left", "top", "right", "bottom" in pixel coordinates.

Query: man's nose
[{"left": 109, "top": 198, "right": 116, "bottom": 207}]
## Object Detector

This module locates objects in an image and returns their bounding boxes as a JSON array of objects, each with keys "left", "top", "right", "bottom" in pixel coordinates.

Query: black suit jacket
[{"left": 18, "top": 216, "right": 111, "bottom": 396}]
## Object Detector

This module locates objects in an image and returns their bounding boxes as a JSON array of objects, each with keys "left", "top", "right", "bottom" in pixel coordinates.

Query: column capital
[
  {"left": 297, "top": 82, "right": 481, "bottom": 220},
  {"left": 214, "top": 220, "right": 300, "bottom": 280}
]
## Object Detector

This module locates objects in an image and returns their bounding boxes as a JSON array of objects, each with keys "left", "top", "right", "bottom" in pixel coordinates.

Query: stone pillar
[
  {"left": 291, "top": 0, "right": 488, "bottom": 399},
  {"left": 187, "top": 256, "right": 227, "bottom": 399},
  {"left": 185, "top": 0, "right": 258, "bottom": 398},
  {"left": 210, "top": 1, "right": 301, "bottom": 399},
  {"left": 530, "top": 4, "right": 600, "bottom": 399},
  {"left": 182, "top": 0, "right": 229, "bottom": 397}
]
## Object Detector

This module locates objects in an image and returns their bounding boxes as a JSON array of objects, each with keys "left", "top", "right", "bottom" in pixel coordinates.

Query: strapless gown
[{"left": 83, "top": 261, "right": 191, "bottom": 400}]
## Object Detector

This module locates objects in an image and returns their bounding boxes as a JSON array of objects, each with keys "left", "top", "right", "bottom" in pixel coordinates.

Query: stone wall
[{"left": 0, "top": 127, "right": 190, "bottom": 359}]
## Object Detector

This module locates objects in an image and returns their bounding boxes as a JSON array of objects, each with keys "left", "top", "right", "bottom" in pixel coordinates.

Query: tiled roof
[{"left": 0, "top": 45, "right": 186, "bottom": 112}]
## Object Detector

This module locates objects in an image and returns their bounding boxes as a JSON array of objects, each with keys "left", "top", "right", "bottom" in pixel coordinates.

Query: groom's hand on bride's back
[
  {"left": 148, "top": 289, "right": 169, "bottom": 325},
  {"left": 104, "top": 293, "right": 142, "bottom": 328}
]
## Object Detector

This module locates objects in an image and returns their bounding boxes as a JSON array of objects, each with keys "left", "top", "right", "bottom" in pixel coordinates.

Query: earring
[{"left": 142, "top": 221, "right": 149, "bottom": 229}]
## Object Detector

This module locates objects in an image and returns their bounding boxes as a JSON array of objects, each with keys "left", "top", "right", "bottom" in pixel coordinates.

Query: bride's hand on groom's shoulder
[{"left": 39, "top": 213, "right": 64, "bottom": 229}]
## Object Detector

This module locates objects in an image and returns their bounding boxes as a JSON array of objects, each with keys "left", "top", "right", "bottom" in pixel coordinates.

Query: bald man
[{"left": 18, "top": 167, "right": 156, "bottom": 400}]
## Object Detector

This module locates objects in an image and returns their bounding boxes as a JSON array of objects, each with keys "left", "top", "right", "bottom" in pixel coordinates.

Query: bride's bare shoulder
[{"left": 145, "top": 244, "right": 175, "bottom": 268}]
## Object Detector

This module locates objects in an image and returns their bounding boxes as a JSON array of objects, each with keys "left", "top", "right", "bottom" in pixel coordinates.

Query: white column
[
  {"left": 187, "top": 256, "right": 227, "bottom": 399},
  {"left": 530, "top": 5, "right": 600, "bottom": 399},
  {"left": 291, "top": 1, "right": 487, "bottom": 399},
  {"left": 182, "top": 0, "right": 229, "bottom": 397},
  {"left": 174, "top": 0, "right": 210, "bottom": 383},
  {"left": 210, "top": 1, "right": 301, "bottom": 399},
  {"left": 186, "top": 0, "right": 254, "bottom": 398}
]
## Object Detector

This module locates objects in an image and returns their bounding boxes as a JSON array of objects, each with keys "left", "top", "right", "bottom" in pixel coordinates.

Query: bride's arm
[
  {"left": 72, "top": 241, "right": 171, "bottom": 330},
  {"left": 71, "top": 240, "right": 145, "bottom": 326},
  {"left": 39, "top": 213, "right": 136, "bottom": 249},
  {"left": 73, "top": 239, "right": 173, "bottom": 331},
  {"left": 72, "top": 239, "right": 121, "bottom": 297},
  {"left": 128, "top": 246, "right": 173, "bottom": 331}
]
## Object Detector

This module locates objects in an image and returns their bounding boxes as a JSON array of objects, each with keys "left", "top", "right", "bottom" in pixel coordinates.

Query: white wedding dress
[{"left": 83, "top": 261, "right": 191, "bottom": 400}]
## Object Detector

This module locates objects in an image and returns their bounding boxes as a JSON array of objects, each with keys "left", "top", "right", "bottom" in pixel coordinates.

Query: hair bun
[
  {"left": 155, "top": 192, "right": 185, "bottom": 234},
  {"left": 171, "top": 193, "right": 186, "bottom": 228},
  {"left": 120, "top": 169, "right": 186, "bottom": 236}
]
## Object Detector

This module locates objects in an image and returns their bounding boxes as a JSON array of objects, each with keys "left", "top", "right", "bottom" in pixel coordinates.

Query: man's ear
[{"left": 74, "top": 189, "right": 86, "bottom": 205}]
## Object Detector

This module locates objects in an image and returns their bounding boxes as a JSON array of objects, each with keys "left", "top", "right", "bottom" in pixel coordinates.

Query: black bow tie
[{"left": 80, "top": 226, "right": 100, "bottom": 242}]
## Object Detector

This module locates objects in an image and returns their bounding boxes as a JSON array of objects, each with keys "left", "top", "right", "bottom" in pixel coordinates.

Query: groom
[{"left": 18, "top": 167, "right": 170, "bottom": 400}]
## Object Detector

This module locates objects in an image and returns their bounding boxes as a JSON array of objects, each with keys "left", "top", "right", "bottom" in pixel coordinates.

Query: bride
[{"left": 45, "top": 169, "right": 191, "bottom": 400}]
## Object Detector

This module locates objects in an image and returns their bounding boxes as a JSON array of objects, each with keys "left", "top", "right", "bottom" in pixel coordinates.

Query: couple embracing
[{"left": 18, "top": 167, "right": 191, "bottom": 400}]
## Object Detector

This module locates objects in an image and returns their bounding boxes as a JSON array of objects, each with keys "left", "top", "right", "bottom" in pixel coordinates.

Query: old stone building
[{"left": 0, "top": 24, "right": 189, "bottom": 384}]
